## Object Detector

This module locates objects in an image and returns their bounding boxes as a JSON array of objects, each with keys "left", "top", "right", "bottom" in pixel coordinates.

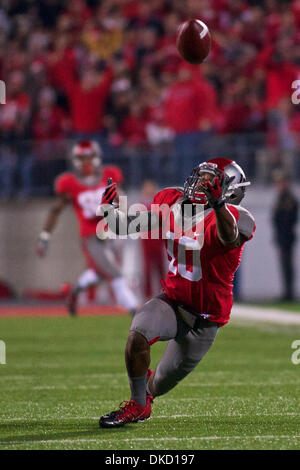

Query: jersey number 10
[{"left": 166, "top": 231, "right": 203, "bottom": 282}]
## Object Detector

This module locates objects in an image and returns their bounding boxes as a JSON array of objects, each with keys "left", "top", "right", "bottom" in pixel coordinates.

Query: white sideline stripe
[
  {"left": 231, "top": 305, "right": 300, "bottom": 325},
  {"left": 3, "top": 435, "right": 300, "bottom": 446}
]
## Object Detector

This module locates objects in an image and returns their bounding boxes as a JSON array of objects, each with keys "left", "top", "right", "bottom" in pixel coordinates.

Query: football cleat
[
  {"left": 99, "top": 397, "right": 152, "bottom": 428},
  {"left": 61, "top": 283, "right": 78, "bottom": 317}
]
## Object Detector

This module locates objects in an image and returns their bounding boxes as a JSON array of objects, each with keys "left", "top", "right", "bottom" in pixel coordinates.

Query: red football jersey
[
  {"left": 152, "top": 188, "right": 256, "bottom": 326},
  {"left": 55, "top": 167, "right": 121, "bottom": 238}
]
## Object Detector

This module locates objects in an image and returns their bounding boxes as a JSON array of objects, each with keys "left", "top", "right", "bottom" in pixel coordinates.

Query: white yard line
[
  {"left": 0, "top": 373, "right": 126, "bottom": 380},
  {"left": 1, "top": 412, "right": 299, "bottom": 422},
  {"left": 2, "top": 435, "right": 300, "bottom": 447},
  {"left": 1, "top": 379, "right": 299, "bottom": 392},
  {"left": 185, "top": 381, "right": 300, "bottom": 387},
  {"left": 231, "top": 305, "right": 300, "bottom": 325}
]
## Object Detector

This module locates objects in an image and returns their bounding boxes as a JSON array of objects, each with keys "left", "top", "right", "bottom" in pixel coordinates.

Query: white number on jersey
[
  {"left": 77, "top": 188, "right": 105, "bottom": 219},
  {"left": 166, "top": 231, "right": 203, "bottom": 282}
]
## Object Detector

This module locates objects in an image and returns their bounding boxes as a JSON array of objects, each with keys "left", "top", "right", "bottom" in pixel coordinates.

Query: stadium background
[{"left": 0, "top": 0, "right": 300, "bottom": 302}]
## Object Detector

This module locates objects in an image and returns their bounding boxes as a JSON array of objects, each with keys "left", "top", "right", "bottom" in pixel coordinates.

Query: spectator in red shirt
[
  {"left": 163, "top": 64, "right": 217, "bottom": 183},
  {"left": 119, "top": 101, "right": 149, "bottom": 184},
  {"left": 48, "top": 47, "right": 114, "bottom": 140},
  {"left": 154, "top": 12, "right": 182, "bottom": 72},
  {"left": 32, "top": 86, "right": 70, "bottom": 184},
  {"left": 120, "top": 101, "right": 148, "bottom": 148},
  {"left": 257, "top": 37, "right": 300, "bottom": 111},
  {"left": 217, "top": 85, "right": 266, "bottom": 177},
  {"left": 33, "top": 87, "right": 69, "bottom": 142}
]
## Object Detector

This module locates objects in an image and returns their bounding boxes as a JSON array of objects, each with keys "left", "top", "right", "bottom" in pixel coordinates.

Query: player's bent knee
[{"left": 126, "top": 331, "right": 149, "bottom": 357}]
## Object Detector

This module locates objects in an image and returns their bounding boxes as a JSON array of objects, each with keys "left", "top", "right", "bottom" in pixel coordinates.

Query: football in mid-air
[{"left": 176, "top": 19, "right": 211, "bottom": 65}]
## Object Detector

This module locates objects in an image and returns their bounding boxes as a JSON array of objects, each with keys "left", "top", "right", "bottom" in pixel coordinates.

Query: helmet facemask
[
  {"left": 183, "top": 162, "right": 222, "bottom": 205},
  {"left": 184, "top": 159, "right": 251, "bottom": 206},
  {"left": 73, "top": 155, "right": 101, "bottom": 177},
  {"left": 72, "top": 141, "right": 102, "bottom": 179}
]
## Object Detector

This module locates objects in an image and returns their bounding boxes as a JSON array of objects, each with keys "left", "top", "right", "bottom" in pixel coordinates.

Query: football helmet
[
  {"left": 183, "top": 158, "right": 250, "bottom": 205},
  {"left": 102, "top": 165, "right": 124, "bottom": 186},
  {"left": 72, "top": 140, "right": 102, "bottom": 177}
]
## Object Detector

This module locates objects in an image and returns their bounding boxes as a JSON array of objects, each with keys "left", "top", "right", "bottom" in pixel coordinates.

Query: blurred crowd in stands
[{"left": 1, "top": 0, "right": 300, "bottom": 197}]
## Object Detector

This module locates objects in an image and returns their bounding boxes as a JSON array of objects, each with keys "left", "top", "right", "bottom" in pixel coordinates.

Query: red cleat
[{"left": 99, "top": 397, "right": 152, "bottom": 428}]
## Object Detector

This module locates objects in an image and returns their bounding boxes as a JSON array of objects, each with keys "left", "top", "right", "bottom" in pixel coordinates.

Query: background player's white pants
[
  {"left": 77, "top": 269, "right": 100, "bottom": 289},
  {"left": 80, "top": 236, "right": 139, "bottom": 311},
  {"left": 111, "top": 277, "right": 139, "bottom": 311},
  {"left": 77, "top": 269, "right": 139, "bottom": 311}
]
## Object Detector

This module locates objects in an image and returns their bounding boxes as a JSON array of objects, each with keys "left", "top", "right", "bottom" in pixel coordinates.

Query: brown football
[{"left": 176, "top": 19, "right": 211, "bottom": 65}]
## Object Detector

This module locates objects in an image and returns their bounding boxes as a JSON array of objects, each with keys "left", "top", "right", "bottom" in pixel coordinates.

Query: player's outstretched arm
[
  {"left": 97, "top": 181, "right": 159, "bottom": 236},
  {"left": 36, "top": 194, "right": 69, "bottom": 257},
  {"left": 214, "top": 205, "right": 243, "bottom": 248},
  {"left": 200, "top": 175, "right": 243, "bottom": 248}
]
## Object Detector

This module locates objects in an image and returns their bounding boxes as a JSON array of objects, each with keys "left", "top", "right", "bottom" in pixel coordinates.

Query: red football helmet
[
  {"left": 102, "top": 165, "right": 124, "bottom": 185},
  {"left": 184, "top": 158, "right": 250, "bottom": 205},
  {"left": 72, "top": 140, "right": 102, "bottom": 177}
]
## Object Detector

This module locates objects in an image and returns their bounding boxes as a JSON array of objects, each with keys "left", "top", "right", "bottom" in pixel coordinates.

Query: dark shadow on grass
[{"left": 0, "top": 419, "right": 141, "bottom": 447}]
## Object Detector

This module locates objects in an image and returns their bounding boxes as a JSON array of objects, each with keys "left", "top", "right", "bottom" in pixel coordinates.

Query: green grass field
[{"left": 0, "top": 314, "right": 300, "bottom": 450}]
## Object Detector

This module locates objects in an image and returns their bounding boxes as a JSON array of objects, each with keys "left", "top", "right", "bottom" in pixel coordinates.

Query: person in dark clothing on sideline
[{"left": 272, "top": 171, "right": 298, "bottom": 301}]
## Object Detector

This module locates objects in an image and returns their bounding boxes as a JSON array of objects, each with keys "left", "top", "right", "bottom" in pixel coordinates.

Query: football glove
[
  {"left": 101, "top": 178, "right": 117, "bottom": 206},
  {"left": 200, "top": 174, "right": 235, "bottom": 210}
]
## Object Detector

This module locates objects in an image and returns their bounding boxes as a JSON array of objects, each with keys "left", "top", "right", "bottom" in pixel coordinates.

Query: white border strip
[{"left": 231, "top": 305, "right": 300, "bottom": 325}]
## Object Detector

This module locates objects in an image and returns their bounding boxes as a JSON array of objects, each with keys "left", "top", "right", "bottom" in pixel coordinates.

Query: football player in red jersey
[
  {"left": 36, "top": 140, "right": 139, "bottom": 316},
  {"left": 98, "top": 158, "right": 255, "bottom": 427}
]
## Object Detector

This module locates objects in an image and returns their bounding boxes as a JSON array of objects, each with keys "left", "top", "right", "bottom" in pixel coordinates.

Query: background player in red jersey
[
  {"left": 98, "top": 157, "right": 255, "bottom": 428},
  {"left": 36, "top": 140, "right": 139, "bottom": 316}
]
